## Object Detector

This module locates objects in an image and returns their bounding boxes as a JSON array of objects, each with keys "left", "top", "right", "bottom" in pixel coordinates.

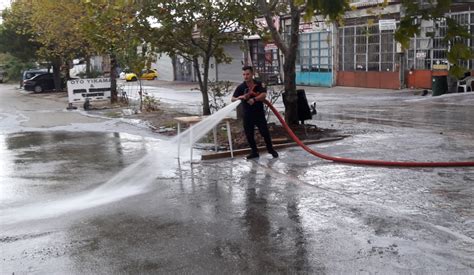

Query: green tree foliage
[
  {"left": 395, "top": 0, "right": 473, "bottom": 78},
  {"left": 0, "top": 1, "right": 40, "bottom": 63},
  {"left": 1, "top": 0, "right": 94, "bottom": 90},
  {"left": 143, "top": 0, "right": 258, "bottom": 115},
  {"left": 118, "top": 43, "right": 157, "bottom": 111},
  {"left": 30, "top": 0, "right": 89, "bottom": 62},
  {"left": 28, "top": 0, "right": 93, "bottom": 90},
  {"left": 303, "top": 0, "right": 349, "bottom": 21},
  {"left": 0, "top": 53, "right": 35, "bottom": 81},
  {"left": 81, "top": 0, "right": 152, "bottom": 103}
]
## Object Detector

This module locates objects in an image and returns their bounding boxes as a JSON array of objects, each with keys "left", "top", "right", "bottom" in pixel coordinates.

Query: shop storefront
[
  {"left": 296, "top": 30, "right": 333, "bottom": 87},
  {"left": 405, "top": 10, "right": 474, "bottom": 89},
  {"left": 337, "top": 23, "right": 400, "bottom": 89},
  {"left": 246, "top": 39, "right": 282, "bottom": 85}
]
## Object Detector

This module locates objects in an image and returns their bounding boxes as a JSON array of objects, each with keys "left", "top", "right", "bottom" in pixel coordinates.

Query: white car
[{"left": 119, "top": 71, "right": 126, "bottom": 80}]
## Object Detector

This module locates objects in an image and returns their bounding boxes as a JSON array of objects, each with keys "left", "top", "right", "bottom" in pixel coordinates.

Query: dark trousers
[{"left": 243, "top": 113, "right": 274, "bottom": 154}]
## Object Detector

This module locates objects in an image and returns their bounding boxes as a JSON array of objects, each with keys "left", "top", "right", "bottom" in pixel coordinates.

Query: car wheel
[
  {"left": 153, "top": 76, "right": 157, "bottom": 80},
  {"left": 34, "top": 85, "right": 43, "bottom": 93},
  {"left": 131, "top": 77, "right": 137, "bottom": 81}
]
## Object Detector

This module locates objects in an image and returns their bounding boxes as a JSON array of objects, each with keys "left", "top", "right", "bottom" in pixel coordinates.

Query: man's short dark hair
[{"left": 242, "top": 66, "right": 253, "bottom": 72}]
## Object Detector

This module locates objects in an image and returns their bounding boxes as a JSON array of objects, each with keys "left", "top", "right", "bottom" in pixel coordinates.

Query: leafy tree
[
  {"left": 81, "top": 0, "right": 152, "bottom": 103},
  {"left": 258, "top": 0, "right": 348, "bottom": 125},
  {"left": 28, "top": 0, "right": 94, "bottom": 90},
  {"left": 144, "top": 0, "right": 258, "bottom": 115},
  {"left": 117, "top": 42, "right": 157, "bottom": 111},
  {"left": 1, "top": 0, "right": 94, "bottom": 90},
  {"left": 0, "top": 1, "right": 40, "bottom": 63},
  {"left": 395, "top": 0, "right": 473, "bottom": 78},
  {"left": 0, "top": 53, "right": 36, "bottom": 81}
]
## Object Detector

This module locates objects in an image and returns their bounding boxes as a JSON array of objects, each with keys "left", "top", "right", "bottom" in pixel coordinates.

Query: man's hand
[{"left": 247, "top": 98, "right": 255, "bottom": 105}]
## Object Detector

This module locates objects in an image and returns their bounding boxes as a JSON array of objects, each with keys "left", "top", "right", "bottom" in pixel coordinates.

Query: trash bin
[
  {"left": 282, "top": 89, "right": 312, "bottom": 124},
  {"left": 296, "top": 89, "right": 312, "bottom": 123},
  {"left": 432, "top": 75, "right": 448, "bottom": 96}
]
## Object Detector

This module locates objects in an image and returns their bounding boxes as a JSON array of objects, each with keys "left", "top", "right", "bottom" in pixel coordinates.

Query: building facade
[
  {"left": 296, "top": 22, "right": 334, "bottom": 87},
  {"left": 159, "top": 1, "right": 473, "bottom": 90},
  {"left": 405, "top": 7, "right": 474, "bottom": 89},
  {"left": 332, "top": 1, "right": 473, "bottom": 89},
  {"left": 333, "top": 1, "right": 401, "bottom": 89}
]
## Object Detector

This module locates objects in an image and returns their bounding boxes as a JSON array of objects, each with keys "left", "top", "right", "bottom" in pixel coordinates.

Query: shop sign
[
  {"left": 433, "top": 64, "right": 448, "bottom": 70},
  {"left": 299, "top": 22, "right": 313, "bottom": 32},
  {"left": 264, "top": 43, "right": 278, "bottom": 51},
  {"left": 299, "top": 21, "right": 330, "bottom": 33},
  {"left": 416, "top": 51, "right": 426, "bottom": 59},
  {"left": 379, "top": 19, "right": 396, "bottom": 31},
  {"left": 255, "top": 16, "right": 280, "bottom": 31},
  {"left": 67, "top": 78, "right": 111, "bottom": 103}
]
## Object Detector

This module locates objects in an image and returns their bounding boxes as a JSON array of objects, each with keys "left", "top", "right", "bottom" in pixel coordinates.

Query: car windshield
[
  {"left": 32, "top": 73, "right": 52, "bottom": 79},
  {"left": 25, "top": 71, "right": 47, "bottom": 79}
]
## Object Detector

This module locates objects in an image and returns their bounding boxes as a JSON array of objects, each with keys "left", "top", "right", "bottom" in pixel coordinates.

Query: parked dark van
[
  {"left": 20, "top": 69, "right": 48, "bottom": 88},
  {"left": 23, "top": 73, "right": 64, "bottom": 93}
]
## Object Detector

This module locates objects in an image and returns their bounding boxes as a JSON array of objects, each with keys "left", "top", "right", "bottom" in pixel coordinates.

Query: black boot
[
  {"left": 246, "top": 152, "right": 260, "bottom": 159},
  {"left": 268, "top": 149, "right": 278, "bottom": 158}
]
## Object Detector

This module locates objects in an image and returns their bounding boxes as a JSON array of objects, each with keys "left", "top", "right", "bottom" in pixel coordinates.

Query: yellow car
[{"left": 125, "top": 69, "right": 158, "bottom": 81}]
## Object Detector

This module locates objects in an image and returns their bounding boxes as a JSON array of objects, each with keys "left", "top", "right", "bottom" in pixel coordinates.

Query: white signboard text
[{"left": 67, "top": 78, "right": 111, "bottom": 103}]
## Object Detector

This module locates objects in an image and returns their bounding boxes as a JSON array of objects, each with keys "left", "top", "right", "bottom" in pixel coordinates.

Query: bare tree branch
[{"left": 257, "top": 0, "right": 288, "bottom": 56}]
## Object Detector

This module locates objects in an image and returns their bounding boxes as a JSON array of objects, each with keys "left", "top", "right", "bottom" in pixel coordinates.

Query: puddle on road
[
  {"left": 318, "top": 105, "right": 474, "bottom": 132},
  {"left": 0, "top": 131, "right": 180, "bottom": 225},
  {"left": 0, "top": 101, "right": 241, "bottom": 225}
]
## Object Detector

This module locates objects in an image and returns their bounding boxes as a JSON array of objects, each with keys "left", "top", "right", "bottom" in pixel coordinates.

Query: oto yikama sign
[
  {"left": 67, "top": 78, "right": 111, "bottom": 103},
  {"left": 378, "top": 19, "right": 396, "bottom": 31}
]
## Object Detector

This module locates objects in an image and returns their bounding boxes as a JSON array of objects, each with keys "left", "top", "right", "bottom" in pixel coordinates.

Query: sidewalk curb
[{"left": 201, "top": 136, "right": 348, "bottom": 160}]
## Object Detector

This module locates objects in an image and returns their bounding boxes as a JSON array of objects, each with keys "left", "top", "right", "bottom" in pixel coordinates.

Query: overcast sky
[{"left": 0, "top": 0, "right": 10, "bottom": 11}]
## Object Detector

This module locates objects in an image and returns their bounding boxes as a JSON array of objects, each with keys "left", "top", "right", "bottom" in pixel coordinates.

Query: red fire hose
[{"left": 264, "top": 100, "right": 474, "bottom": 167}]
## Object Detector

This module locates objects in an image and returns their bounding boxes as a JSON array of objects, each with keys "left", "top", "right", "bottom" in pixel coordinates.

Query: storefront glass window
[
  {"left": 248, "top": 40, "right": 281, "bottom": 84},
  {"left": 298, "top": 31, "right": 332, "bottom": 73},
  {"left": 407, "top": 11, "right": 473, "bottom": 71},
  {"left": 338, "top": 24, "right": 396, "bottom": 72}
]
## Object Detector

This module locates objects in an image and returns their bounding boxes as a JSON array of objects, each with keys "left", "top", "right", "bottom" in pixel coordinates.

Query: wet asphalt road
[{"left": 1, "top": 83, "right": 473, "bottom": 274}]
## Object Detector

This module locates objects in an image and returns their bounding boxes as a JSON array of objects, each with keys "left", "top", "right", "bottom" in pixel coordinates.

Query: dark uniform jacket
[{"left": 233, "top": 80, "right": 266, "bottom": 116}]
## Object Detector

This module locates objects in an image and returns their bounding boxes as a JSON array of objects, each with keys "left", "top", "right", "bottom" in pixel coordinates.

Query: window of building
[
  {"left": 407, "top": 11, "right": 473, "bottom": 70},
  {"left": 338, "top": 23, "right": 396, "bottom": 72},
  {"left": 297, "top": 31, "right": 332, "bottom": 73},
  {"left": 248, "top": 39, "right": 281, "bottom": 84}
]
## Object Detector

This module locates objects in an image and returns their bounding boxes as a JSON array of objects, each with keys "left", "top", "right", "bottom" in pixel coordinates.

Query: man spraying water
[{"left": 231, "top": 66, "right": 278, "bottom": 159}]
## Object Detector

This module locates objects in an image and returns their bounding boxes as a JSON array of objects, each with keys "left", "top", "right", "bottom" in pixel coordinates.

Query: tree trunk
[
  {"left": 193, "top": 56, "right": 211, "bottom": 115},
  {"left": 259, "top": 0, "right": 301, "bottom": 125},
  {"left": 193, "top": 56, "right": 204, "bottom": 89},
  {"left": 65, "top": 61, "right": 71, "bottom": 80},
  {"left": 201, "top": 56, "right": 211, "bottom": 115},
  {"left": 283, "top": 55, "right": 299, "bottom": 125},
  {"left": 110, "top": 53, "right": 118, "bottom": 103},
  {"left": 86, "top": 56, "right": 91, "bottom": 77},
  {"left": 171, "top": 56, "right": 177, "bottom": 81},
  {"left": 283, "top": 3, "right": 302, "bottom": 126},
  {"left": 52, "top": 59, "right": 62, "bottom": 92}
]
